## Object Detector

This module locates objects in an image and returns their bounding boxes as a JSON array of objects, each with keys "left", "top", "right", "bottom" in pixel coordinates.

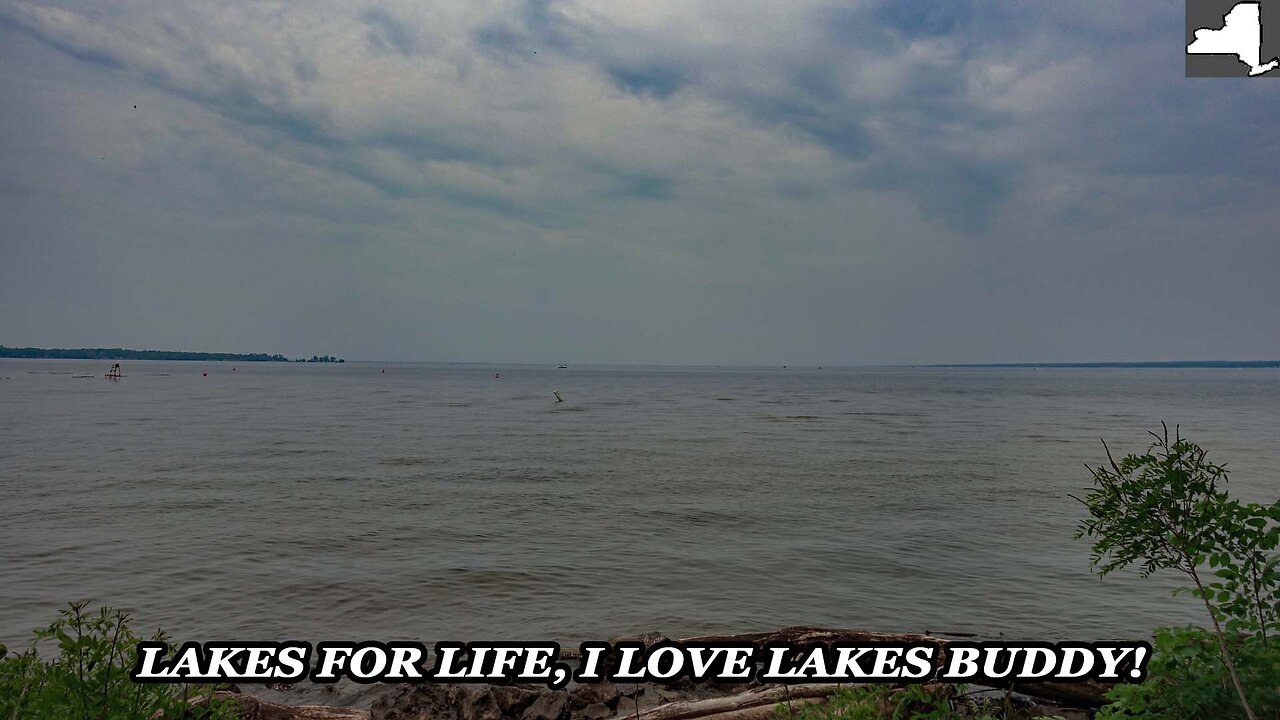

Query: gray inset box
[{"left": 1186, "top": 0, "right": 1280, "bottom": 76}]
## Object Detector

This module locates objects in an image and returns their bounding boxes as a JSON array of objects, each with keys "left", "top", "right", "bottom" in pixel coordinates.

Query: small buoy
[
  {"left": 202, "top": 372, "right": 207, "bottom": 377},
  {"left": 495, "top": 373, "right": 500, "bottom": 378},
  {"left": 553, "top": 390, "right": 563, "bottom": 403}
]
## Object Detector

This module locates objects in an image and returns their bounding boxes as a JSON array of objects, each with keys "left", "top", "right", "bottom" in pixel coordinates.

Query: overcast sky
[{"left": 2, "top": 0, "right": 1277, "bottom": 365}]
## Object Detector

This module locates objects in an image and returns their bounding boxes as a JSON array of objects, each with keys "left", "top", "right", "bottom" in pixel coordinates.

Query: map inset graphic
[{"left": 1187, "top": 0, "right": 1280, "bottom": 75}]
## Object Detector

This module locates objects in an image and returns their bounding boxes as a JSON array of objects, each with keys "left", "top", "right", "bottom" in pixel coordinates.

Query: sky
[{"left": 2, "top": 0, "right": 1278, "bottom": 365}]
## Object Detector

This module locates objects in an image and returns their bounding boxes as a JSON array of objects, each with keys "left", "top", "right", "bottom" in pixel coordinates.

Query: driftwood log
[
  {"left": 670, "top": 626, "right": 1112, "bottom": 709},
  {"left": 605, "top": 684, "right": 841, "bottom": 720},
  {"left": 238, "top": 626, "right": 1114, "bottom": 720},
  {"left": 210, "top": 691, "right": 370, "bottom": 720}
]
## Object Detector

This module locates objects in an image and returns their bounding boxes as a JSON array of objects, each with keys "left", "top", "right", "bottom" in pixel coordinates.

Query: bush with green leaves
[
  {"left": 0, "top": 601, "right": 236, "bottom": 720},
  {"left": 1076, "top": 425, "right": 1280, "bottom": 720},
  {"left": 1096, "top": 626, "right": 1280, "bottom": 720}
]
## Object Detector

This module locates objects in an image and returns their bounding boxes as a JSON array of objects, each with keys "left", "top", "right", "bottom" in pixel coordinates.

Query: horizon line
[{"left": 4, "top": 346, "right": 1280, "bottom": 369}]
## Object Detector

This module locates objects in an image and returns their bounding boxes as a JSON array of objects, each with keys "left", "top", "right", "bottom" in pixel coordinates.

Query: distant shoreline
[
  {"left": 0, "top": 346, "right": 343, "bottom": 363},
  {"left": 3, "top": 346, "right": 1277, "bottom": 368},
  {"left": 921, "top": 360, "right": 1280, "bottom": 369}
]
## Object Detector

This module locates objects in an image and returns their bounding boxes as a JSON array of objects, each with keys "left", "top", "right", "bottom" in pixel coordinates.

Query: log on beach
[
  {"left": 213, "top": 691, "right": 370, "bottom": 719},
  {"left": 675, "top": 626, "right": 1113, "bottom": 709},
  {"left": 608, "top": 683, "right": 840, "bottom": 720},
  {"left": 369, "top": 626, "right": 1112, "bottom": 720}
]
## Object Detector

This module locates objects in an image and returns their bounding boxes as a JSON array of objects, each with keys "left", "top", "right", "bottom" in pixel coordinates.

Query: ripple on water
[{"left": 1, "top": 362, "right": 1272, "bottom": 647}]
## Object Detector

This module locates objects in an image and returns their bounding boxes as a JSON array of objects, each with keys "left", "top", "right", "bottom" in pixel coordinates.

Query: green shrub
[
  {"left": 1076, "top": 425, "right": 1280, "bottom": 720},
  {"left": 0, "top": 601, "right": 236, "bottom": 720},
  {"left": 1096, "top": 626, "right": 1280, "bottom": 720}
]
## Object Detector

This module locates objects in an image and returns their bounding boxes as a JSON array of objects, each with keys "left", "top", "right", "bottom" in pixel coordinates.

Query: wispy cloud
[{"left": 1, "top": 0, "right": 1277, "bottom": 363}]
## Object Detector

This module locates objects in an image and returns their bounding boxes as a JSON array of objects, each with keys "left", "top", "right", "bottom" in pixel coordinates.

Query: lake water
[{"left": 3, "top": 360, "right": 1278, "bottom": 655}]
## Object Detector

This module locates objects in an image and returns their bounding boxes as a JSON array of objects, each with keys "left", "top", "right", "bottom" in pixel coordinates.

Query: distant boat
[{"left": 557, "top": 364, "right": 568, "bottom": 369}]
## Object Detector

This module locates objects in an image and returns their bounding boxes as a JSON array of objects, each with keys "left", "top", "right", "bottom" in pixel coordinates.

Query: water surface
[{"left": 3, "top": 360, "right": 1277, "bottom": 651}]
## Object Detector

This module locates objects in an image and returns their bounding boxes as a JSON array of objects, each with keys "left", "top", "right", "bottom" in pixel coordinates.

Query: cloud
[
  {"left": 1, "top": 0, "right": 1278, "bottom": 363},
  {"left": 5, "top": 0, "right": 1259, "bottom": 231},
  {"left": 450, "top": 0, "right": 1051, "bottom": 228},
  {"left": 362, "top": 6, "right": 423, "bottom": 57},
  {"left": 605, "top": 62, "right": 689, "bottom": 100}
]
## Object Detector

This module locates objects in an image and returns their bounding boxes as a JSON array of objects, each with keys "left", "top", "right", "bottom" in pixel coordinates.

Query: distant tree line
[
  {"left": 0, "top": 345, "right": 297, "bottom": 362},
  {"left": 927, "top": 360, "right": 1280, "bottom": 368}
]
